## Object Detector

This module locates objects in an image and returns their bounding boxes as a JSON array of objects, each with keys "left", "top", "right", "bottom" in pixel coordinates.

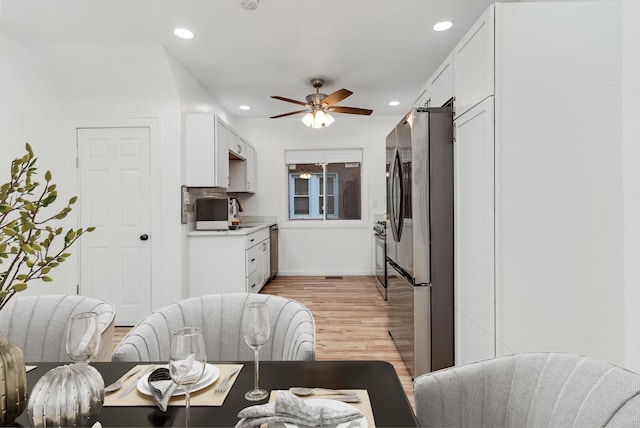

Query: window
[{"left": 286, "top": 149, "right": 362, "bottom": 221}]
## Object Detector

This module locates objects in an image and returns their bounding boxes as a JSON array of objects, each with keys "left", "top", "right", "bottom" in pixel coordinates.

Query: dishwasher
[{"left": 269, "top": 225, "right": 278, "bottom": 280}]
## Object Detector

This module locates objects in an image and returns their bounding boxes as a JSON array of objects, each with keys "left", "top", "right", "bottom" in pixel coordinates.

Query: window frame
[{"left": 288, "top": 170, "right": 339, "bottom": 220}]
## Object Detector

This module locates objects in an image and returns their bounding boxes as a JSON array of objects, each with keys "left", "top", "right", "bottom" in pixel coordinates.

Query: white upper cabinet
[
  {"left": 453, "top": 5, "right": 495, "bottom": 118},
  {"left": 185, "top": 114, "right": 229, "bottom": 188},
  {"left": 245, "top": 143, "right": 257, "bottom": 193},
  {"left": 429, "top": 53, "right": 454, "bottom": 108},
  {"left": 229, "top": 131, "right": 247, "bottom": 160},
  {"left": 413, "top": 53, "right": 453, "bottom": 110},
  {"left": 228, "top": 142, "right": 257, "bottom": 193},
  {"left": 413, "top": 81, "right": 432, "bottom": 108}
]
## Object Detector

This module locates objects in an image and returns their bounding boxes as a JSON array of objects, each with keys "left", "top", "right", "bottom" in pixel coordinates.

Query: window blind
[{"left": 285, "top": 149, "right": 362, "bottom": 165}]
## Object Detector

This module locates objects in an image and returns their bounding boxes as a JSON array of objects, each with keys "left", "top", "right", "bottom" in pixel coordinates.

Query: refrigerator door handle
[{"left": 388, "top": 148, "right": 404, "bottom": 242}]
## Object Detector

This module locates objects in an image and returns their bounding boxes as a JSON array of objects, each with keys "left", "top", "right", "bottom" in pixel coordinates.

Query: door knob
[{"left": 140, "top": 234, "right": 149, "bottom": 241}]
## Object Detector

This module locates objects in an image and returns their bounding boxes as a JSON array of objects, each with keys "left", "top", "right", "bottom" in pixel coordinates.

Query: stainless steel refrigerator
[{"left": 385, "top": 106, "right": 454, "bottom": 378}]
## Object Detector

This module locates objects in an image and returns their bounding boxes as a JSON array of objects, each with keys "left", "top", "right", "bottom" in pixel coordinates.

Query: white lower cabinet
[
  {"left": 188, "top": 227, "right": 270, "bottom": 296},
  {"left": 245, "top": 229, "right": 270, "bottom": 293}
]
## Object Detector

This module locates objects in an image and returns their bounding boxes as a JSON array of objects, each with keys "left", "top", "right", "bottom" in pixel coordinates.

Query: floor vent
[{"left": 325, "top": 276, "right": 344, "bottom": 280}]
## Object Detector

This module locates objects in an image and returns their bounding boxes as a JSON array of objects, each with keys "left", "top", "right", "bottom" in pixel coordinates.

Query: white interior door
[{"left": 78, "top": 127, "right": 151, "bottom": 325}]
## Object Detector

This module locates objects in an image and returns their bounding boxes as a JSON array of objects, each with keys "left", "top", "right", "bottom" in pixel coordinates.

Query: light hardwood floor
[{"left": 113, "top": 276, "right": 415, "bottom": 407}]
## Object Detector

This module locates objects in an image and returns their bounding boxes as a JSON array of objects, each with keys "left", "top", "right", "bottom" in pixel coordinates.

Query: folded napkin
[
  {"left": 235, "top": 391, "right": 363, "bottom": 428},
  {"left": 147, "top": 368, "right": 177, "bottom": 412}
]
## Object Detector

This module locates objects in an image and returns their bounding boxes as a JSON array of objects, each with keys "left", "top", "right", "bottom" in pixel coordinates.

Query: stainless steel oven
[{"left": 374, "top": 221, "right": 387, "bottom": 300}]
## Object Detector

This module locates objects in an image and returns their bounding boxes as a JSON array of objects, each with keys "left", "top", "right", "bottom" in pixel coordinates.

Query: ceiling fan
[{"left": 270, "top": 78, "right": 373, "bottom": 128}]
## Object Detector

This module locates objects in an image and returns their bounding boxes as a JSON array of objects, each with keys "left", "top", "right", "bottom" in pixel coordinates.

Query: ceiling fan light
[
  {"left": 314, "top": 110, "right": 326, "bottom": 125},
  {"left": 302, "top": 112, "right": 314, "bottom": 127},
  {"left": 324, "top": 113, "right": 335, "bottom": 126}
]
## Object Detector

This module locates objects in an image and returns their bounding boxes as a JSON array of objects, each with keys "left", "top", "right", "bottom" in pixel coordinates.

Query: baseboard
[{"left": 276, "top": 270, "right": 375, "bottom": 276}]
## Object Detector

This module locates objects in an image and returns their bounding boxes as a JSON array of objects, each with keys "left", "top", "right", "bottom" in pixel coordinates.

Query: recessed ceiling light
[
  {"left": 433, "top": 21, "right": 453, "bottom": 32},
  {"left": 389, "top": 101, "right": 400, "bottom": 106},
  {"left": 240, "top": 0, "right": 260, "bottom": 10},
  {"left": 239, "top": 105, "right": 250, "bottom": 110},
  {"left": 174, "top": 28, "right": 194, "bottom": 39}
]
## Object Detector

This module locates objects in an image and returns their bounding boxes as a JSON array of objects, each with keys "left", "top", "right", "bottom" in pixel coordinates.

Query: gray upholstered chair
[
  {"left": 413, "top": 352, "right": 640, "bottom": 428},
  {"left": 111, "top": 293, "right": 316, "bottom": 362},
  {"left": 0, "top": 294, "right": 116, "bottom": 362}
]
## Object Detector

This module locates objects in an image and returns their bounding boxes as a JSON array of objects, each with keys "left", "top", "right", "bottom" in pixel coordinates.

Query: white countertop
[{"left": 187, "top": 222, "right": 275, "bottom": 236}]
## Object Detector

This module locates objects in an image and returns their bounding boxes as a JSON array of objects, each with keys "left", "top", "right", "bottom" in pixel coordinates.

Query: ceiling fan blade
[
  {"left": 270, "top": 110, "right": 308, "bottom": 119},
  {"left": 321, "top": 89, "right": 353, "bottom": 106},
  {"left": 271, "top": 96, "right": 309, "bottom": 107},
  {"left": 329, "top": 106, "right": 373, "bottom": 115}
]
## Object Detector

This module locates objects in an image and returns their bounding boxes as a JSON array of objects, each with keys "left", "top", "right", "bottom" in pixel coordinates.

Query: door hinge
[
  {"left": 76, "top": 157, "right": 79, "bottom": 168},
  {"left": 452, "top": 123, "right": 457, "bottom": 144}
]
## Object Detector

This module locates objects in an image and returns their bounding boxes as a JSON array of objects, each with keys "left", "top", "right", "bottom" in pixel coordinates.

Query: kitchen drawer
[
  {"left": 246, "top": 244, "right": 260, "bottom": 276},
  {"left": 246, "top": 228, "right": 269, "bottom": 248},
  {"left": 246, "top": 269, "right": 262, "bottom": 293}
]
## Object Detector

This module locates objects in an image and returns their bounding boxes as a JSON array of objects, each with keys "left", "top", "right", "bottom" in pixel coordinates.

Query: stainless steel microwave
[{"left": 195, "top": 198, "right": 228, "bottom": 230}]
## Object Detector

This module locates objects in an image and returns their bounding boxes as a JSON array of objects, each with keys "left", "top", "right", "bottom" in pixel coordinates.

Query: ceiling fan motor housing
[
  {"left": 307, "top": 79, "right": 327, "bottom": 106},
  {"left": 306, "top": 93, "right": 327, "bottom": 106}
]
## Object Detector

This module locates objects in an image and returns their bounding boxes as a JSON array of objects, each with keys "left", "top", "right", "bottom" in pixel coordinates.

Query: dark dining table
[{"left": 19, "top": 360, "right": 418, "bottom": 427}]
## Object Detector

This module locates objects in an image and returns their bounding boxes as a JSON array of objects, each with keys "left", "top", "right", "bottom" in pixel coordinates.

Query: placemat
[
  {"left": 104, "top": 364, "right": 243, "bottom": 407},
  {"left": 267, "top": 390, "right": 375, "bottom": 428}
]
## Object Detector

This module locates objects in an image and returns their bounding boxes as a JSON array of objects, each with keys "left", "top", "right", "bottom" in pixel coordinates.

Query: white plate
[
  {"left": 282, "top": 398, "right": 367, "bottom": 428},
  {"left": 136, "top": 364, "right": 220, "bottom": 397}
]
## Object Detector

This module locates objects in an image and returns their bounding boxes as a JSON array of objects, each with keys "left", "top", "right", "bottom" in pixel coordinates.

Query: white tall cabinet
[
  {"left": 454, "top": 97, "right": 495, "bottom": 364},
  {"left": 453, "top": 2, "right": 624, "bottom": 365}
]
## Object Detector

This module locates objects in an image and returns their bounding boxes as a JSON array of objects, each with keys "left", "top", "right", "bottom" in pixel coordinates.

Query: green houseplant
[
  {"left": 0, "top": 143, "right": 94, "bottom": 310},
  {"left": 0, "top": 143, "right": 94, "bottom": 424}
]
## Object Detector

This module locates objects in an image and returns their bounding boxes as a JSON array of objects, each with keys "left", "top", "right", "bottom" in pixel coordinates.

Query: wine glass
[
  {"left": 170, "top": 327, "right": 206, "bottom": 428},
  {"left": 242, "top": 301, "right": 271, "bottom": 401},
  {"left": 66, "top": 311, "right": 100, "bottom": 364}
]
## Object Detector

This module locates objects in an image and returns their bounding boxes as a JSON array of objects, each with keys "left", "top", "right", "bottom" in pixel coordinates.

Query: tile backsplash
[{"left": 182, "top": 187, "right": 277, "bottom": 226}]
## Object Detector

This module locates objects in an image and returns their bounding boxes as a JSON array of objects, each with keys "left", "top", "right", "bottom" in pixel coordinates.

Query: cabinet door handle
[
  {"left": 251, "top": 283, "right": 256, "bottom": 288},
  {"left": 251, "top": 258, "right": 256, "bottom": 262},
  {"left": 250, "top": 238, "right": 255, "bottom": 242},
  {"left": 262, "top": 242, "right": 267, "bottom": 251}
]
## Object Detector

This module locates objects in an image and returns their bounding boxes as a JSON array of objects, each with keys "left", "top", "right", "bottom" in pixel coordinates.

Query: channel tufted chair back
[
  {"left": 0, "top": 294, "right": 116, "bottom": 362},
  {"left": 111, "top": 293, "right": 316, "bottom": 362},
  {"left": 414, "top": 352, "right": 640, "bottom": 428}
]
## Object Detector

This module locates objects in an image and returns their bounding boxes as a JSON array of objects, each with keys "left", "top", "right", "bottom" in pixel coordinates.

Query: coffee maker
[{"left": 228, "top": 197, "right": 243, "bottom": 228}]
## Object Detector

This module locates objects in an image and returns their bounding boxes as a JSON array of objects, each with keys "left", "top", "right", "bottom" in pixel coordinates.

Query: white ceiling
[{"left": 0, "top": 0, "right": 520, "bottom": 120}]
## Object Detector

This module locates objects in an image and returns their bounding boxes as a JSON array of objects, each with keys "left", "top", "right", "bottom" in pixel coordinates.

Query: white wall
[
  {"left": 42, "top": 44, "right": 185, "bottom": 312},
  {"left": 238, "top": 115, "right": 397, "bottom": 275},
  {"left": 0, "top": 41, "right": 196, "bottom": 312},
  {"left": 0, "top": 34, "right": 78, "bottom": 297},
  {"left": 164, "top": 49, "right": 235, "bottom": 297},
  {"left": 623, "top": 0, "right": 640, "bottom": 372}
]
